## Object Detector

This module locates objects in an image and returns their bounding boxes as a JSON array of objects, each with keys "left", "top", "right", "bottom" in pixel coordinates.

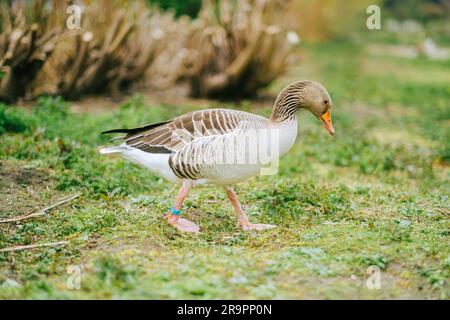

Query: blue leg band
[{"left": 170, "top": 207, "right": 181, "bottom": 216}]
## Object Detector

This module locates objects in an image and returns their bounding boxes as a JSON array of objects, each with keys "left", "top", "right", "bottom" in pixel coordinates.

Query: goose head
[
  {"left": 299, "top": 81, "right": 335, "bottom": 136},
  {"left": 271, "top": 80, "right": 335, "bottom": 136}
]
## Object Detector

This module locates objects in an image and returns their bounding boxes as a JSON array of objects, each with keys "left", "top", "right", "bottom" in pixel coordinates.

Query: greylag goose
[{"left": 100, "top": 80, "right": 334, "bottom": 233}]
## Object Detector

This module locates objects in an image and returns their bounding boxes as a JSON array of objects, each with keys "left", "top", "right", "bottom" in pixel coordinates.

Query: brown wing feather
[{"left": 104, "top": 109, "right": 264, "bottom": 154}]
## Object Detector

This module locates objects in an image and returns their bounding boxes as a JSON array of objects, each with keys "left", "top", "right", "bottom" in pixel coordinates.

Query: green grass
[{"left": 0, "top": 40, "right": 449, "bottom": 299}]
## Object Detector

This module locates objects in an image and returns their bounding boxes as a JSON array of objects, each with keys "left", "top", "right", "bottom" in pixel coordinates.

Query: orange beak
[{"left": 320, "top": 110, "right": 334, "bottom": 136}]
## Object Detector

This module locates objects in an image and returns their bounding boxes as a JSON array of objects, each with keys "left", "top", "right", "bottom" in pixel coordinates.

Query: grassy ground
[{"left": 0, "top": 40, "right": 449, "bottom": 299}]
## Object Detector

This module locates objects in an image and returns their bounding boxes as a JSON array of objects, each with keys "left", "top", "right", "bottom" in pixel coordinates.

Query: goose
[{"left": 100, "top": 80, "right": 334, "bottom": 233}]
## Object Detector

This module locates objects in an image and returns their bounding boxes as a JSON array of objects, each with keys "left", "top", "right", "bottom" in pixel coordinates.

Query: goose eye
[{"left": 324, "top": 100, "right": 329, "bottom": 105}]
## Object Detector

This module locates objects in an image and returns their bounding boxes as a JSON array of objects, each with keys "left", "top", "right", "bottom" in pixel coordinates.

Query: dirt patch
[
  {"left": 0, "top": 163, "right": 49, "bottom": 187},
  {"left": 17, "top": 82, "right": 279, "bottom": 115},
  {"left": 0, "top": 161, "right": 55, "bottom": 217}
]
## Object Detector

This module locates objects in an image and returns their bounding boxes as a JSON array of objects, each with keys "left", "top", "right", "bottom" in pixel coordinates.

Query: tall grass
[
  {"left": 0, "top": 0, "right": 300, "bottom": 102},
  {"left": 35, "top": 0, "right": 188, "bottom": 98},
  {"left": 0, "top": 0, "right": 61, "bottom": 102}
]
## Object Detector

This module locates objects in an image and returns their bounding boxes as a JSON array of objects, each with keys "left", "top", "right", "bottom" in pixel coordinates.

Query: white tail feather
[{"left": 99, "top": 144, "right": 178, "bottom": 182}]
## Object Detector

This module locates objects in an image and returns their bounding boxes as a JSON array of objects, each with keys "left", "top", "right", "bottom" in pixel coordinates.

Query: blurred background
[
  {"left": 0, "top": 0, "right": 449, "bottom": 300},
  {"left": 0, "top": 0, "right": 449, "bottom": 103}
]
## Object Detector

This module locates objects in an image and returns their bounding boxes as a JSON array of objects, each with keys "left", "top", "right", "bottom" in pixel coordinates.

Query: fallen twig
[
  {"left": 0, "top": 241, "right": 68, "bottom": 253},
  {"left": 0, "top": 193, "right": 81, "bottom": 224}
]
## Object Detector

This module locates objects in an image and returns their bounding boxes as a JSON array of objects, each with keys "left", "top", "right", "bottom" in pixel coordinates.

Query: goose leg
[
  {"left": 225, "top": 187, "right": 276, "bottom": 231},
  {"left": 164, "top": 180, "right": 200, "bottom": 233}
]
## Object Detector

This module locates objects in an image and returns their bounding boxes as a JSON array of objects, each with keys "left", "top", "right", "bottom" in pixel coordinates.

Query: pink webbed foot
[
  {"left": 239, "top": 221, "right": 276, "bottom": 231},
  {"left": 165, "top": 214, "right": 200, "bottom": 234},
  {"left": 225, "top": 187, "right": 276, "bottom": 232}
]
